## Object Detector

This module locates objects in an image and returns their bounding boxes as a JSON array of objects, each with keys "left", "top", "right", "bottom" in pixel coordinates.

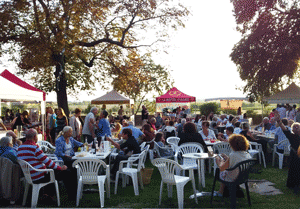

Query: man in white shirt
[
  {"left": 82, "top": 107, "right": 98, "bottom": 143},
  {"left": 277, "top": 104, "right": 287, "bottom": 119}
]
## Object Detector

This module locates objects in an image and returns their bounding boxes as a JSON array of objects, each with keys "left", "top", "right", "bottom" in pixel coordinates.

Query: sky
[{"left": 0, "top": 0, "right": 246, "bottom": 102}]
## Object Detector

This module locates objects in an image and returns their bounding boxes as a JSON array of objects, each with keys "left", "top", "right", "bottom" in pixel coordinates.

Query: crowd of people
[{"left": 1, "top": 103, "right": 300, "bottom": 205}]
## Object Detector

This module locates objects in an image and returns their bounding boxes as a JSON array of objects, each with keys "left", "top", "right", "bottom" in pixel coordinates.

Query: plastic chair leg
[
  {"left": 114, "top": 172, "right": 120, "bottom": 194},
  {"left": 278, "top": 154, "right": 284, "bottom": 169},
  {"left": 210, "top": 173, "right": 217, "bottom": 206},
  {"left": 228, "top": 184, "right": 237, "bottom": 209},
  {"left": 76, "top": 181, "right": 82, "bottom": 207},
  {"left": 200, "top": 159, "right": 205, "bottom": 188},
  {"left": 131, "top": 173, "right": 139, "bottom": 196},
  {"left": 98, "top": 180, "right": 105, "bottom": 208},
  {"left": 31, "top": 184, "right": 42, "bottom": 208},
  {"left": 262, "top": 152, "right": 266, "bottom": 168},
  {"left": 245, "top": 182, "right": 251, "bottom": 206},
  {"left": 159, "top": 181, "right": 163, "bottom": 205},
  {"left": 190, "top": 171, "right": 198, "bottom": 204},
  {"left": 22, "top": 183, "right": 30, "bottom": 206},
  {"left": 105, "top": 178, "right": 110, "bottom": 198},
  {"left": 54, "top": 181, "right": 60, "bottom": 206},
  {"left": 176, "top": 183, "right": 184, "bottom": 209}
]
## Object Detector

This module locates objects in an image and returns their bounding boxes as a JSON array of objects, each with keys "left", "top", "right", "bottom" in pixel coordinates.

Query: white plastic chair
[
  {"left": 174, "top": 142, "right": 205, "bottom": 188},
  {"left": 212, "top": 142, "right": 232, "bottom": 175},
  {"left": 248, "top": 142, "right": 266, "bottom": 168},
  {"left": 272, "top": 139, "right": 291, "bottom": 169},
  {"left": 46, "top": 155, "right": 64, "bottom": 166},
  {"left": 151, "top": 158, "right": 198, "bottom": 209},
  {"left": 37, "top": 141, "right": 56, "bottom": 150},
  {"left": 153, "top": 141, "right": 174, "bottom": 159},
  {"left": 140, "top": 142, "right": 146, "bottom": 150},
  {"left": 72, "top": 159, "right": 110, "bottom": 208},
  {"left": 166, "top": 136, "right": 180, "bottom": 152},
  {"left": 115, "top": 150, "right": 146, "bottom": 196},
  {"left": 130, "top": 145, "right": 150, "bottom": 188},
  {"left": 17, "top": 159, "right": 60, "bottom": 208}
]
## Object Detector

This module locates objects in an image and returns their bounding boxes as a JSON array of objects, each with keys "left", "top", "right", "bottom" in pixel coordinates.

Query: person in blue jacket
[
  {"left": 55, "top": 126, "right": 83, "bottom": 164},
  {"left": 0, "top": 136, "right": 17, "bottom": 163}
]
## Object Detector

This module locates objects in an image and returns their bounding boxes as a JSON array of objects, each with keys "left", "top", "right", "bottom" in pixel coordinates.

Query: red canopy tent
[{"left": 156, "top": 87, "right": 196, "bottom": 103}]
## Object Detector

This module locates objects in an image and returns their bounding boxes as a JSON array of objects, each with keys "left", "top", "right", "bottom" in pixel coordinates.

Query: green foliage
[
  {"left": 0, "top": 0, "right": 189, "bottom": 115},
  {"left": 199, "top": 102, "right": 219, "bottom": 117},
  {"left": 230, "top": 0, "right": 300, "bottom": 101},
  {"left": 221, "top": 109, "right": 237, "bottom": 115}
]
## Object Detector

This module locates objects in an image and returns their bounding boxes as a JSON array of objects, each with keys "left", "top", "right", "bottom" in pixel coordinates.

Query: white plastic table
[
  {"left": 182, "top": 153, "right": 217, "bottom": 198},
  {"left": 72, "top": 151, "right": 111, "bottom": 160}
]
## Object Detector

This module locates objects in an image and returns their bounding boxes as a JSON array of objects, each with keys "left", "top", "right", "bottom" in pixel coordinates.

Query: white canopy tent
[
  {"left": 0, "top": 69, "right": 46, "bottom": 136},
  {"left": 264, "top": 82, "right": 300, "bottom": 104},
  {"left": 91, "top": 90, "right": 133, "bottom": 105}
]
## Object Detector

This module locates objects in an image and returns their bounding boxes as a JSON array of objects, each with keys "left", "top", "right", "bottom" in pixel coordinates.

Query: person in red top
[{"left": 17, "top": 129, "right": 77, "bottom": 201}]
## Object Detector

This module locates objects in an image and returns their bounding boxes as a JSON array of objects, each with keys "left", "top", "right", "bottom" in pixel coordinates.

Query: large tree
[
  {"left": 107, "top": 51, "right": 173, "bottom": 114},
  {"left": 0, "top": 0, "right": 188, "bottom": 115},
  {"left": 230, "top": 0, "right": 300, "bottom": 101}
]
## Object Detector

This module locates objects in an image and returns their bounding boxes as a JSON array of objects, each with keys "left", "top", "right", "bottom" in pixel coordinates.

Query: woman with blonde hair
[
  {"left": 55, "top": 126, "right": 83, "bottom": 163},
  {"left": 55, "top": 107, "right": 68, "bottom": 137}
]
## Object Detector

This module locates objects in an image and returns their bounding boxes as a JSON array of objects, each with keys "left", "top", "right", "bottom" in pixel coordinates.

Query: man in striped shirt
[{"left": 17, "top": 129, "right": 77, "bottom": 201}]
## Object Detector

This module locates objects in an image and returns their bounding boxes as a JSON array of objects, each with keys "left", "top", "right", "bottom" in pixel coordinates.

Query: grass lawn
[{"left": 16, "top": 156, "right": 300, "bottom": 208}]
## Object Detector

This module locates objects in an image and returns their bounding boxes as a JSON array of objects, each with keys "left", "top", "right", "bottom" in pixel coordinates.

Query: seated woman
[
  {"left": 199, "top": 121, "right": 217, "bottom": 140},
  {"left": 154, "top": 132, "right": 173, "bottom": 157},
  {"left": 142, "top": 123, "right": 155, "bottom": 149},
  {"left": 240, "top": 122, "right": 268, "bottom": 154},
  {"left": 214, "top": 134, "right": 252, "bottom": 197},
  {"left": 0, "top": 136, "right": 17, "bottom": 163},
  {"left": 178, "top": 122, "right": 208, "bottom": 152},
  {"left": 55, "top": 126, "right": 83, "bottom": 167},
  {"left": 163, "top": 120, "right": 176, "bottom": 138},
  {"left": 111, "top": 122, "right": 122, "bottom": 138}
]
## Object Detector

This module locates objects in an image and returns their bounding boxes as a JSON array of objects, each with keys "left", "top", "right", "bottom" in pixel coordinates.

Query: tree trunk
[{"left": 54, "top": 55, "right": 70, "bottom": 117}]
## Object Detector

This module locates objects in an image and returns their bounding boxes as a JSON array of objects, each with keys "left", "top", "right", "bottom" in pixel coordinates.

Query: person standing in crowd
[
  {"left": 55, "top": 107, "right": 68, "bottom": 138},
  {"left": 69, "top": 108, "right": 82, "bottom": 142},
  {"left": 97, "top": 110, "right": 112, "bottom": 139},
  {"left": 155, "top": 112, "right": 163, "bottom": 130},
  {"left": 274, "top": 111, "right": 300, "bottom": 193},
  {"left": 0, "top": 117, "right": 7, "bottom": 131},
  {"left": 82, "top": 107, "right": 98, "bottom": 144},
  {"left": 6, "top": 131, "right": 22, "bottom": 151},
  {"left": 118, "top": 106, "right": 124, "bottom": 122},
  {"left": 11, "top": 111, "right": 30, "bottom": 130},
  {"left": 141, "top": 105, "right": 149, "bottom": 126},
  {"left": 45, "top": 107, "right": 52, "bottom": 142},
  {"left": 17, "top": 128, "right": 77, "bottom": 201},
  {"left": 49, "top": 108, "right": 57, "bottom": 145}
]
